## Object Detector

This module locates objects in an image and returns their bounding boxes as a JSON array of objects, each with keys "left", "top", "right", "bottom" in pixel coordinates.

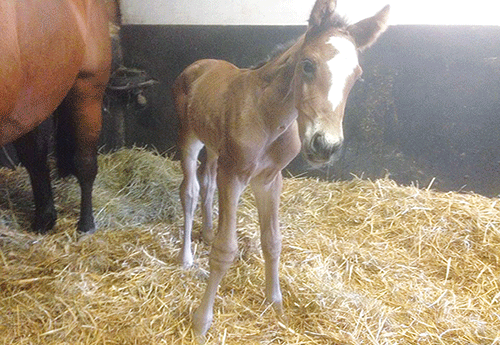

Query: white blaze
[{"left": 326, "top": 36, "right": 359, "bottom": 111}]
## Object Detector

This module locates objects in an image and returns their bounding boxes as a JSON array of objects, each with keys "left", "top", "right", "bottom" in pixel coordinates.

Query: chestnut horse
[
  {"left": 172, "top": 0, "right": 389, "bottom": 337},
  {"left": 0, "top": 0, "right": 111, "bottom": 234}
]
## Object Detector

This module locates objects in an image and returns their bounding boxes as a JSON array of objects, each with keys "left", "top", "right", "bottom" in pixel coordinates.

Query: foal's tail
[
  {"left": 172, "top": 60, "right": 211, "bottom": 121},
  {"left": 171, "top": 70, "right": 192, "bottom": 121}
]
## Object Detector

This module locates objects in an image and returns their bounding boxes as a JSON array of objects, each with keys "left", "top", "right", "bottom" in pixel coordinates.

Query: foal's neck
[{"left": 252, "top": 37, "right": 303, "bottom": 132}]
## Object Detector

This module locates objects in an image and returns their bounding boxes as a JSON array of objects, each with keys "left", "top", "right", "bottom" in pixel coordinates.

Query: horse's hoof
[
  {"left": 33, "top": 212, "right": 57, "bottom": 234},
  {"left": 192, "top": 307, "right": 213, "bottom": 339},
  {"left": 77, "top": 219, "right": 97, "bottom": 235}
]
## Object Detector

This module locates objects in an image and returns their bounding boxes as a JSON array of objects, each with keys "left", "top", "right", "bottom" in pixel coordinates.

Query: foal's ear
[
  {"left": 347, "top": 5, "right": 390, "bottom": 51},
  {"left": 308, "top": 0, "right": 337, "bottom": 28}
]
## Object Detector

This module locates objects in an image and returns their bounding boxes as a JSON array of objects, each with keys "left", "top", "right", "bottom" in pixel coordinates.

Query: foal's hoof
[
  {"left": 192, "top": 306, "right": 213, "bottom": 340},
  {"left": 178, "top": 251, "right": 194, "bottom": 269},
  {"left": 201, "top": 230, "right": 214, "bottom": 245},
  {"left": 272, "top": 300, "right": 285, "bottom": 316}
]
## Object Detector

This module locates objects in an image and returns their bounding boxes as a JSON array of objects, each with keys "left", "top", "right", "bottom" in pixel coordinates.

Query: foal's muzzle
[{"left": 304, "top": 133, "right": 343, "bottom": 166}]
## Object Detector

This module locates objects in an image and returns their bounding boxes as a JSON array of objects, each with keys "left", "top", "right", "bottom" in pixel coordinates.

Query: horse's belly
[{"left": 0, "top": 0, "right": 86, "bottom": 145}]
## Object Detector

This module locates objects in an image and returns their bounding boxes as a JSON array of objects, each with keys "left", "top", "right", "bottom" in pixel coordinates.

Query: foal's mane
[
  {"left": 250, "top": 41, "right": 297, "bottom": 70},
  {"left": 249, "top": 13, "right": 350, "bottom": 71}
]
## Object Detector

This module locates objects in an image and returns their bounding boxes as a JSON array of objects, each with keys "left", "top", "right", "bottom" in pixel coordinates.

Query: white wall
[
  {"left": 120, "top": 0, "right": 390, "bottom": 26},
  {"left": 120, "top": 0, "right": 500, "bottom": 26}
]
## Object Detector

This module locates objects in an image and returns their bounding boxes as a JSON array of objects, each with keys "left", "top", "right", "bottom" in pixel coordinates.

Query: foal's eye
[{"left": 302, "top": 59, "right": 316, "bottom": 76}]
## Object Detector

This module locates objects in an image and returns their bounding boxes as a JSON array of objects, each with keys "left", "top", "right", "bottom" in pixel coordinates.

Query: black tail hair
[{"left": 54, "top": 100, "right": 77, "bottom": 178}]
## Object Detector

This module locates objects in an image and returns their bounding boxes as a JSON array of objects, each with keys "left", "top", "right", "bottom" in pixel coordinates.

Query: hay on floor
[{"left": 1, "top": 147, "right": 499, "bottom": 344}]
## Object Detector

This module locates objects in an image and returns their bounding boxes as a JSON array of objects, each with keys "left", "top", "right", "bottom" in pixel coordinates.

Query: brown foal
[{"left": 172, "top": 0, "right": 390, "bottom": 337}]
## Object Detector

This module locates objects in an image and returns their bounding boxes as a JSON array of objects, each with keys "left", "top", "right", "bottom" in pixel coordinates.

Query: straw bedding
[{"left": 1, "top": 147, "right": 499, "bottom": 344}]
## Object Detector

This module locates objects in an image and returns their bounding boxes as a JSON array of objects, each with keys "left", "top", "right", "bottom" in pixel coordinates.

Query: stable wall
[
  {"left": 117, "top": 0, "right": 500, "bottom": 198},
  {"left": 106, "top": 1, "right": 500, "bottom": 197},
  {"left": 119, "top": 0, "right": 389, "bottom": 26},
  {"left": 119, "top": 22, "right": 500, "bottom": 197}
]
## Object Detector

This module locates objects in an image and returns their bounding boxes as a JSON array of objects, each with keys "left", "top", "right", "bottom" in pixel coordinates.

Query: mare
[
  {"left": 0, "top": 0, "right": 111, "bottom": 234},
  {"left": 172, "top": 0, "right": 390, "bottom": 337}
]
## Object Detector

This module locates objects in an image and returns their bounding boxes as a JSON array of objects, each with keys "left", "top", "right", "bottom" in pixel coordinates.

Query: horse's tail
[{"left": 53, "top": 100, "right": 77, "bottom": 178}]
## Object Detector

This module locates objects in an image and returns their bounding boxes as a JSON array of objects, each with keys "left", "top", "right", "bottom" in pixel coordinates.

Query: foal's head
[{"left": 294, "top": 0, "right": 390, "bottom": 166}]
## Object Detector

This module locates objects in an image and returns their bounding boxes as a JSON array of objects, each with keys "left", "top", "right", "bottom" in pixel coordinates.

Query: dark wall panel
[{"left": 119, "top": 25, "right": 306, "bottom": 153}]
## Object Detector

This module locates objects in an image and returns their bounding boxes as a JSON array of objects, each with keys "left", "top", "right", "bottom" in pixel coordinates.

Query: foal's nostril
[
  {"left": 311, "top": 133, "right": 324, "bottom": 154},
  {"left": 308, "top": 133, "right": 343, "bottom": 163}
]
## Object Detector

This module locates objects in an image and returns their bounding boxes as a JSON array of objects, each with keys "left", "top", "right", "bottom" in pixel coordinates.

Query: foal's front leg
[
  {"left": 192, "top": 168, "right": 246, "bottom": 337},
  {"left": 251, "top": 172, "right": 284, "bottom": 314}
]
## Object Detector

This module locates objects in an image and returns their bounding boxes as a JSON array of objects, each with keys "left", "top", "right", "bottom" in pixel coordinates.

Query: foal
[{"left": 172, "top": 0, "right": 390, "bottom": 337}]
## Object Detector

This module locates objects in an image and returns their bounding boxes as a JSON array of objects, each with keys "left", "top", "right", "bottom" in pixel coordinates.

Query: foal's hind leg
[
  {"left": 179, "top": 133, "right": 204, "bottom": 268},
  {"left": 198, "top": 148, "right": 218, "bottom": 244},
  {"left": 13, "top": 120, "right": 56, "bottom": 234},
  {"left": 56, "top": 74, "right": 107, "bottom": 234}
]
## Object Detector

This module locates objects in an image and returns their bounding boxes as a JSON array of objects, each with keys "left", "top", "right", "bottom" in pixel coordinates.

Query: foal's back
[{"left": 173, "top": 59, "right": 252, "bottom": 151}]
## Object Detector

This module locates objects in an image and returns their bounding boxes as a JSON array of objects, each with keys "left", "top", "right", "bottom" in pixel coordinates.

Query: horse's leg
[
  {"left": 198, "top": 148, "right": 218, "bottom": 244},
  {"left": 192, "top": 167, "right": 246, "bottom": 337},
  {"left": 179, "top": 133, "right": 204, "bottom": 268},
  {"left": 57, "top": 75, "right": 106, "bottom": 234},
  {"left": 250, "top": 172, "right": 284, "bottom": 314},
  {"left": 13, "top": 120, "right": 57, "bottom": 234}
]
